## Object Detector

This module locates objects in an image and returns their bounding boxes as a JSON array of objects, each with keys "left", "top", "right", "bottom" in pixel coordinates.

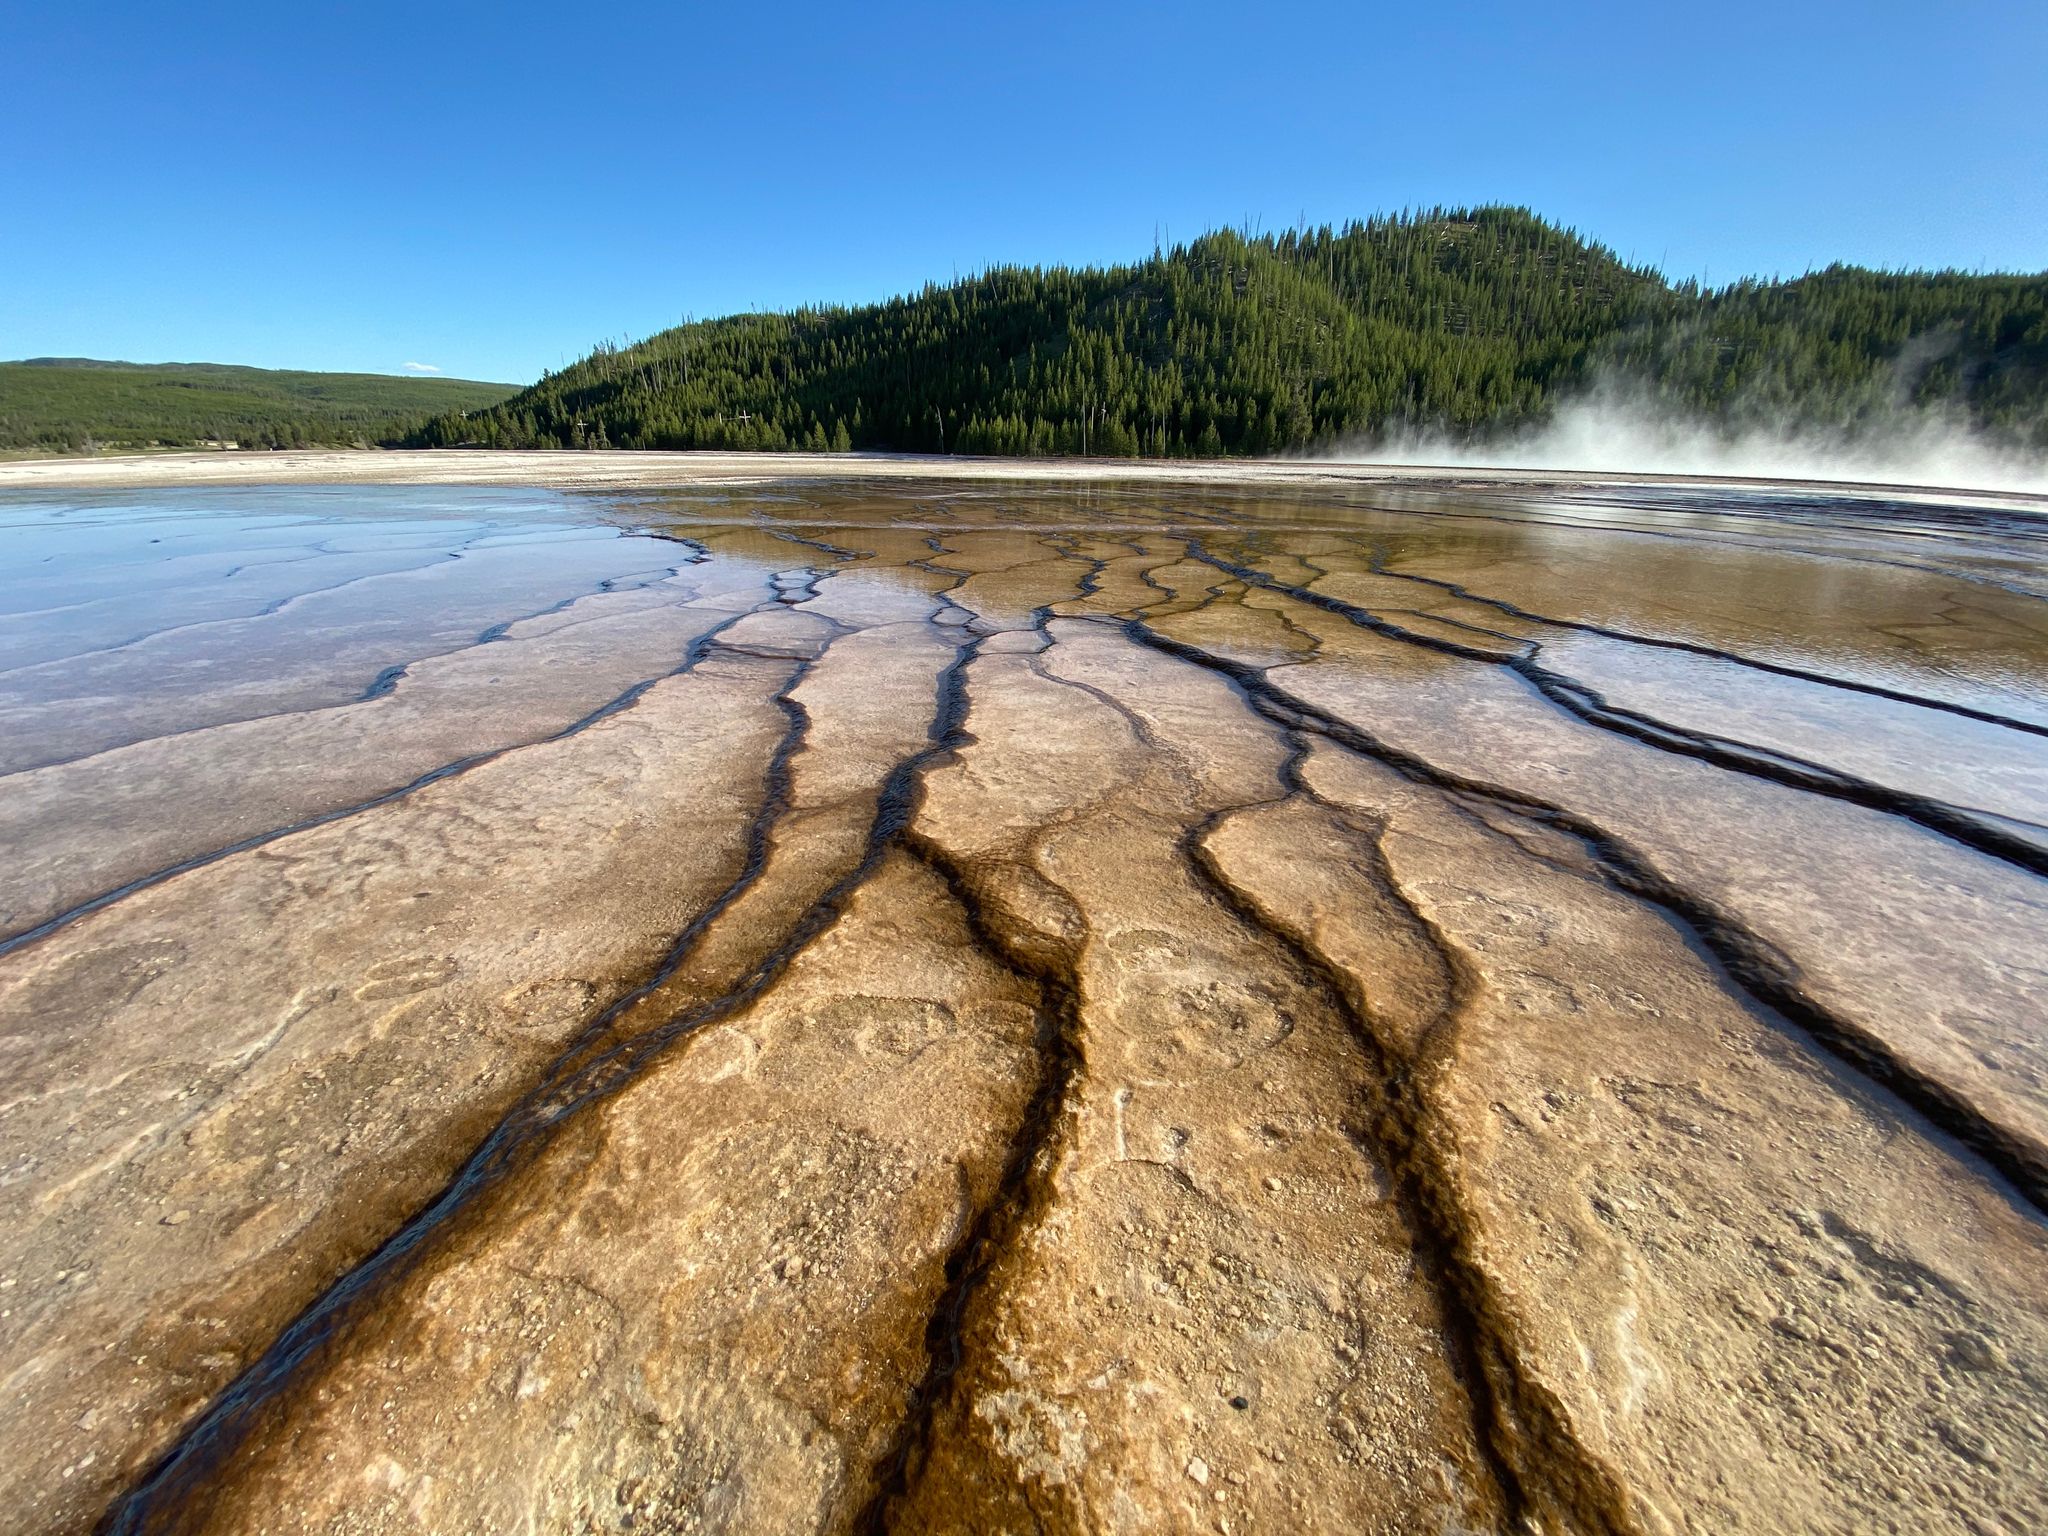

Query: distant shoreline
[{"left": 1, "top": 446, "right": 2043, "bottom": 508}]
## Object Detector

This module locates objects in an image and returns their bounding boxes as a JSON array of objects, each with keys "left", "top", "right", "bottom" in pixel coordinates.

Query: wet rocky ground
[{"left": 2, "top": 476, "right": 2045, "bottom": 1535}]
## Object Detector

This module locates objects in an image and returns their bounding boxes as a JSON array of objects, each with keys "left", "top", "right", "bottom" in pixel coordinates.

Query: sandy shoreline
[{"left": 3, "top": 446, "right": 2045, "bottom": 506}]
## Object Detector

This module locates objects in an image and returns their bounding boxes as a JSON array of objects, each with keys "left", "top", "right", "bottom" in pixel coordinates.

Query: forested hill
[
  {"left": 405, "top": 207, "right": 2048, "bottom": 458},
  {"left": 0, "top": 360, "right": 517, "bottom": 454}
]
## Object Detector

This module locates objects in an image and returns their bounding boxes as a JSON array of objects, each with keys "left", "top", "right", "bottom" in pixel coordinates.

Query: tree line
[
  {"left": 397, "top": 206, "right": 2043, "bottom": 459},
  {"left": 0, "top": 360, "right": 515, "bottom": 454}
]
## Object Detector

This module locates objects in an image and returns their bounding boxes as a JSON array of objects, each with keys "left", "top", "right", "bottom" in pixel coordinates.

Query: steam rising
[{"left": 1340, "top": 376, "right": 2048, "bottom": 499}]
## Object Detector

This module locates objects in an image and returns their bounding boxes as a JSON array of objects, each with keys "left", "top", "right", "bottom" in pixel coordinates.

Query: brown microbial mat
[{"left": 2, "top": 477, "right": 2046, "bottom": 1535}]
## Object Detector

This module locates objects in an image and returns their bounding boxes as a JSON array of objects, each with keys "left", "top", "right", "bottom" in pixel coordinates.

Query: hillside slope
[
  {"left": 0, "top": 360, "right": 517, "bottom": 453},
  {"left": 408, "top": 207, "right": 2048, "bottom": 458}
]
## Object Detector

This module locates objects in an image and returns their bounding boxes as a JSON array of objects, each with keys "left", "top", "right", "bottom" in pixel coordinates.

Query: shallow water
[{"left": 2, "top": 478, "right": 2045, "bottom": 1535}]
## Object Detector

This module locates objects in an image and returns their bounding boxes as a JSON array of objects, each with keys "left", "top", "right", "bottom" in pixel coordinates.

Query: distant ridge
[
  {"left": 407, "top": 206, "right": 2048, "bottom": 459},
  {"left": 0, "top": 358, "right": 517, "bottom": 453}
]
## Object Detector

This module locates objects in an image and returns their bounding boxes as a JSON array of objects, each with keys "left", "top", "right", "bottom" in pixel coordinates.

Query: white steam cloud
[
  {"left": 402, "top": 361, "right": 441, "bottom": 374},
  {"left": 1328, "top": 326, "right": 2048, "bottom": 499},
  {"left": 1341, "top": 380, "right": 2048, "bottom": 498}
]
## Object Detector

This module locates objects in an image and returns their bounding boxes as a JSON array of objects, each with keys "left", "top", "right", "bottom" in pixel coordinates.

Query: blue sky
[{"left": 3, "top": 0, "right": 2042, "bottom": 384}]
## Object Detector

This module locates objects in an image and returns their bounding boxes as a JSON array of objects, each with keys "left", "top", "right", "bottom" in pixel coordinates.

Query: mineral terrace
[{"left": 1, "top": 466, "right": 2045, "bottom": 1535}]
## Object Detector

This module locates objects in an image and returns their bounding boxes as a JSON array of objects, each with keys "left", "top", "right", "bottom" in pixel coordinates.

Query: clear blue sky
[{"left": 3, "top": 0, "right": 2042, "bottom": 384}]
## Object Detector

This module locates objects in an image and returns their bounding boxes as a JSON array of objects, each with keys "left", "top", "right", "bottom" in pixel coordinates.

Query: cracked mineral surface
[{"left": 1, "top": 471, "right": 2045, "bottom": 1535}]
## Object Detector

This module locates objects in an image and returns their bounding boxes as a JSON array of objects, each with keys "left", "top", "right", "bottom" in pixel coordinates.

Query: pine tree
[{"left": 398, "top": 209, "right": 2048, "bottom": 459}]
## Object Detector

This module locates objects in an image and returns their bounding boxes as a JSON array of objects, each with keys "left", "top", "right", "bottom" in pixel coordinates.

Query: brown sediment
[
  {"left": 1115, "top": 610, "right": 2048, "bottom": 1214},
  {"left": 873, "top": 626, "right": 1507, "bottom": 1534},
  {"left": 0, "top": 474, "right": 2039, "bottom": 1535},
  {"left": 0, "top": 584, "right": 770, "bottom": 954},
  {"left": 2, "top": 639, "right": 809, "bottom": 1533},
  {"left": 1188, "top": 542, "right": 2048, "bottom": 875}
]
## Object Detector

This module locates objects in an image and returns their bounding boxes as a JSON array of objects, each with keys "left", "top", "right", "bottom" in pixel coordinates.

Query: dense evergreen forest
[
  {"left": 0, "top": 360, "right": 516, "bottom": 454},
  {"left": 404, "top": 208, "right": 2048, "bottom": 459}
]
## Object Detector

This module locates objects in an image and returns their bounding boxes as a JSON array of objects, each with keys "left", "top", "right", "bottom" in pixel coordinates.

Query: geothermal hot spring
[{"left": 2, "top": 476, "right": 2046, "bottom": 1535}]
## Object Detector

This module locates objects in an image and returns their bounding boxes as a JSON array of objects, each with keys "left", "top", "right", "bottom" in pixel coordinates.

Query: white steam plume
[{"left": 1330, "top": 348, "right": 2048, "bottom": 498}]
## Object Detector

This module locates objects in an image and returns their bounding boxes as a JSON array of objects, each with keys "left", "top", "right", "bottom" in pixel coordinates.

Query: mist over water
[{"left": 1340, "top": 377, "right": 2048, "bottom": 497}]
